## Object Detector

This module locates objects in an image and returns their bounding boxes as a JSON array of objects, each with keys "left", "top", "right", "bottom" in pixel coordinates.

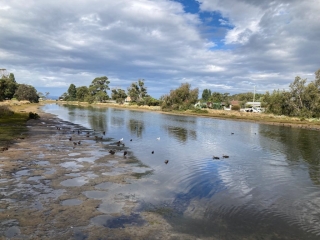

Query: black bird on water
[
  {"left": 222, "top": 155, "right": 229, "bottom": 158},
  {"left": 124, "top": 151, "right": 128, "bottom": 156},
  {"left": 213, "top": 156, "right": 220, "bottom": 159},
  {"left": 152, "top": 151, "right": 154, "bottom": 154},
  {"left": 130, "top": 139, "right": 132, "bottom": 141},
  {"left": 164, "top": 160, "right": 169, "bottom": 164},
  {"left": 109, "top": 150, "right": 116, "bottom": 155}
]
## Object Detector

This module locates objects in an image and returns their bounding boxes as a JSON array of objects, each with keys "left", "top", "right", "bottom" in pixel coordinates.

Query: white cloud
[{"left": 0, "top": 0, "right": 319, "bottom": 98}]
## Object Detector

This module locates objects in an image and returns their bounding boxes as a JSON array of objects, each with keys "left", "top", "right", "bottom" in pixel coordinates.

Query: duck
[
  {"left": 222, "top": 155, "right": 229, "bottom": 158},
  {"left": 109, "top": 150, "right": 116, "bottom": 155},
  {"left": 152, "top": 151, "right": 154, "bottom": 154},
  {"left": 164, "top": 160, "right": 169, "bottom": 164},
  {"left": 130, "top": 139, "right": 132, "bottom": 141},
  {"left": 78, "top": 141, "right": 81, "bottom": 145},
  {"left": 69, "top": 137, "right": 72, "bottom": 141},
  {"left": 213, "top": 156, "right": 220, "bottom": 159},
  {"left": 103, "top": 131, "right": 105, "bottom": 135},
  {"left": 124, "top": 151, "right": 128, "bottom": 156}
]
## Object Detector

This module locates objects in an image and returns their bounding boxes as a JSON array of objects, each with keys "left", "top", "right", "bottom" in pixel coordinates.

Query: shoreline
[
  {"left": 0, "top": 103, "right": 183, "bottom": 239},
  {"left": 52, "top": 100, "right": 320, "bottom": 131}
]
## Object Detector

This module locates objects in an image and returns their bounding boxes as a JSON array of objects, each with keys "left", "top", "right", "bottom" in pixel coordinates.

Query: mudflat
[{"left": 0, "top": 109, "right": 200, "bottom": 240}]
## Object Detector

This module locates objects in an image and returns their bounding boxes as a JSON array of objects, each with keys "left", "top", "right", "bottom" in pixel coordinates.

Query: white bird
[
  {"left": 119, "top": 138, "right": 123, "bottom": 141},
  {"left": 156, "top": 137, "right": 160, "bottom": 140}
]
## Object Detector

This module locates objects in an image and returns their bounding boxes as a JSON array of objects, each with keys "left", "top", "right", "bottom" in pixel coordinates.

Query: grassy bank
[{"left": 0, "top": 104, "right": 39, "bottom": 148}]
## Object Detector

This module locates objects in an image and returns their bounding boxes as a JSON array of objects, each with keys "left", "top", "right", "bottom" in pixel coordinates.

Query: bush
[
  {"left": 231, "top": 105, "right": 241, "bottom": 111},
  {"left": 28, "top": 112, "right": 40, "bottom": 119}
]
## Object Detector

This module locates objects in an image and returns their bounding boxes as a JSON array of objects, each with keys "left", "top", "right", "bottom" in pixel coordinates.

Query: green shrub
[{"left": 231, "top": 105, "right": 241, "bottom": 111}]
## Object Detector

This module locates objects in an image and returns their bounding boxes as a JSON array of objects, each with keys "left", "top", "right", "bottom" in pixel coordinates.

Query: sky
[{"left": 0, "top": 0, "right": 320, "bottom": 99}]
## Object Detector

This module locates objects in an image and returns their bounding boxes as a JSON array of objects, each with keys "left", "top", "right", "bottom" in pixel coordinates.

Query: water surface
[{"left": 42, "top": 103, "right": 320, "bottom": 239}]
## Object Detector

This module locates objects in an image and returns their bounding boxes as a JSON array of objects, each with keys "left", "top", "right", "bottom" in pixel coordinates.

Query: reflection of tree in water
[
  {"left": 164, "top": 126, "right": 197, "bottom": 143},
  {"left": 259, "top": 125, "right": 320, "bottom": 185},
  {"left": 128, "top": 119, "right": 144, "bottom": 137},
  {"left": 111, "top": 116, "right": 125, "bottom": 127},
  {"left": 88, "top": 114, "right": 108, "bottom": 132}
]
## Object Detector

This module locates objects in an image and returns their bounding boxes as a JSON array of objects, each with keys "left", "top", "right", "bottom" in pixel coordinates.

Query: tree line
[
  {"left": 0, "top": 73, "right": 39, "bottom": 103},
  {"left": 2, "top": 68, "right": 320, "bottom": 119},
  {"left": 60, "top": 77, "right": 160, "bottom": 106}
]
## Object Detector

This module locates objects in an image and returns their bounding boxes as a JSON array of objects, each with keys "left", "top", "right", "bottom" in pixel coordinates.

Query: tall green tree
[
  {"left": 14, "top": 84, "right": 39, "bottom": 103},
  {"left": 111, "top": 88, "right": 127, "bottom": 103},
  {"left": 89, "top": 76, "right": 110, "bottom": 102},
  {"left": 127, "top": 79, "right": 148, "bottom": 102},
  {"left": 67, "top": 83, "right": 77, "bottom": 100},
  {"left": 0, "top": 73, "right": 17, "bottom": 100},
  {"left": 202, "top": 89, "right": 211, "bottom": 101},
  {"left": 76, "top": 86, "right": 89, "bottom": 102},
  {"left": 161, "top": 83, "right": 199, "bottom": 110}
]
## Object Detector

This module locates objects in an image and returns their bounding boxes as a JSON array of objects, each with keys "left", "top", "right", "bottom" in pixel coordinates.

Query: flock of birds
[{"left": 57, "top": 126, "right": 170, "bottom": 164}]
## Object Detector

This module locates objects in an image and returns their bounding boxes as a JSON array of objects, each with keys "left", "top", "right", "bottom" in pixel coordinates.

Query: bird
[
  {"left": 124, "top": 151, "right": 127, "bottom": 156},
  {"left": 164, "top": 160, "right": 169, "bottom": 164},
  {"left": 73, "top": 142, "right": 77, "bottom": 146},
  {"left": 152, "top": 151, "right": 154, "bottom": 154},
  {"left": 119, "top": 138, "right": 123, "bottom": 141},
  {"left": 109, "top": 150, "right": 116, "bottom": 155},
  {"left": 222, "top": 155, "right": 229, "bottom": 158},
  {"left": 103, "top": 131, "right": 105, "bottom": 135},
  {"left": 78, "top": 141, "right": 81, "bottom": 145},
  {"left": 157, "top": 137, "right": 160, "bottom": 140},
  {"left": 130, "top": 139, "right": 132, "bottom": 141},
  {"left": 69, "top": 137, "right": 72, "bottom": 141},
  {"left": 213, "top": 156, "right": 220, "bottom": 159},
  {"left": 231, "top": 133, "right": 234, "bottom": 135}
]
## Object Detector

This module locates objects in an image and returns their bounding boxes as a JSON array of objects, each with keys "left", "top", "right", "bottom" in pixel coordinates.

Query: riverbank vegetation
[{"left": 1, "top": 68, "right": 320, "bottom": 130}]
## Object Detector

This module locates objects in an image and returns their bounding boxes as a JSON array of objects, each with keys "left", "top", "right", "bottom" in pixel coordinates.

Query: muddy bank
[{"left": 0, "top": 111, "right": 204, "bottom": 240}]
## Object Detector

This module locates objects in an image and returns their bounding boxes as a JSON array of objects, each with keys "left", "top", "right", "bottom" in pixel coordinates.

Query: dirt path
[{"left": 0, "top": 110, "right": 205, "bottom": 240}]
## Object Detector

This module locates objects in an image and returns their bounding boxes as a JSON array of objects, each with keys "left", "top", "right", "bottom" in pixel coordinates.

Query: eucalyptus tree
[
  {"left": 111, "top": 88, "right": 127, "bottom": 103},
  {"left": 14, "top": 84, "right": 39, "bottom": 103},
  {"left": 89, "top": 76, "right": 110, "bottom": 102},
  {"left": 127, "top": 79, "right": 148, "bottom": 102},
  {"left": 202, "top": 89, "right": 211, "bottom": 102},
  {"left": 67, "top": 83, "right": 77, "bottom": 101}
]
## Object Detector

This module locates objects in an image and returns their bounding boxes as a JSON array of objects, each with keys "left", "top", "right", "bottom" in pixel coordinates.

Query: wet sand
[{"left": 0, "top": 109, "right": 208, "bottom": 239}]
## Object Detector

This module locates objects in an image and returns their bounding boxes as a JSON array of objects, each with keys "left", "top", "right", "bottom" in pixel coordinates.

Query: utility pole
[{"left": 253, "top": 86, "right": 256, "bottom": 103}]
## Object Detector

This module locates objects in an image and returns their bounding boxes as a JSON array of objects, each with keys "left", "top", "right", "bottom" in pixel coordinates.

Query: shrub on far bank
[{"left": 231, "top": 105, "right": 241, "bottom": 111}]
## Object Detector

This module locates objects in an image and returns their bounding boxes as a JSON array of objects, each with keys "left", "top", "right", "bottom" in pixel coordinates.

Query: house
[{"left": 125, "top": 96, "right": 132, "bottom": 102}]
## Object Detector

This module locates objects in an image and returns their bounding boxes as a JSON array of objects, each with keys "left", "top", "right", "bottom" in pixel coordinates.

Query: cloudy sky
[{"left": 1, "top": 0, "right": 319, "bottom": 98}]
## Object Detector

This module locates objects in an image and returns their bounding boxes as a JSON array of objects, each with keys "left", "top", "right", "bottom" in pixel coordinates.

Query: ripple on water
[
  {"left": 61, "top": 199, "right": 83, "bottom": 206},
  {"left": 60, "top": 177, "right": 88, "bottom": 187}
]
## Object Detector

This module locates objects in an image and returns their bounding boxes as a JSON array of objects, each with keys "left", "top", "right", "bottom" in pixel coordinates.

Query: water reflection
[
  {"left": 259, "top": 125, "right": 320, "bottom": 185},
  {"left": 41, "top": 103, "right": 320, "bottom": 239}
]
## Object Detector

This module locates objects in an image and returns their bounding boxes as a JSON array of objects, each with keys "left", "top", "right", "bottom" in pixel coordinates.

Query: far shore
[
  {"left": 2, "top": 99, "right": 320, "bottom": 131},
  {"left": 48, "top": 100, "right": 320, "bottom": 131}
]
